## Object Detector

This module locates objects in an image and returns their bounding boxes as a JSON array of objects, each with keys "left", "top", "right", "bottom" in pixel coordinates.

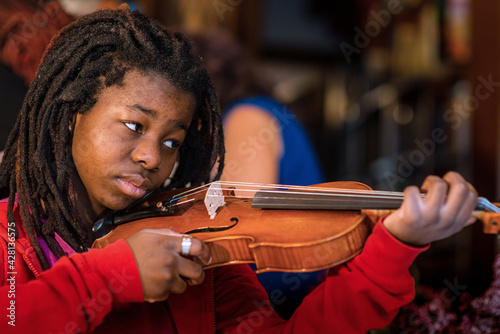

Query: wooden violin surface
[{"left": 91, "top": 181, "right": 500, "bottom": 273}]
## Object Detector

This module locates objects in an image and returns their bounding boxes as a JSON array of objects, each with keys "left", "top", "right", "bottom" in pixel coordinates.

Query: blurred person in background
[
  {"left": 0, "top": 0, "right": 73, "bottom": 150},
  {"left": 0, "top": 0, "right": 73, "bottom": 86}
]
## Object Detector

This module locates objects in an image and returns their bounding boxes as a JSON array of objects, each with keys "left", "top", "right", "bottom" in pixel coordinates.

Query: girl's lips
[{"left": 117, "top": 178, "right": 148, "bottom": 199}]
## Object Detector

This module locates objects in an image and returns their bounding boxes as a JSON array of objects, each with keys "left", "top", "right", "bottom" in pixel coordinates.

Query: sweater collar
[{"left": 37, "top": 230, "right": 77, "bottom": 268}]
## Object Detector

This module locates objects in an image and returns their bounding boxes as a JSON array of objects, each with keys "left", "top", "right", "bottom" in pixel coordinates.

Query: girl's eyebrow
[
  {"left": 130, "top": 103, "right": 190, "bottom": 131},
  {"left": 131, "top": 103, "right": 158, "bottom": 119}
]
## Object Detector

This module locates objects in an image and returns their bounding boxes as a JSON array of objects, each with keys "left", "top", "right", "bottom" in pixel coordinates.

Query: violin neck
[
  {"left": 251, "top": 188, "right": 499, "bottom": 213},
  {"left": 251, "top": 190, "right": 404, "bottom": 210}
]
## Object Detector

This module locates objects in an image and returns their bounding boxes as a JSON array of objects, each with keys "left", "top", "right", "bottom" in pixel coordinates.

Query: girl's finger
[
  {"left": 420, "top": 175, "right": 448, "bottom": 214},
  {"left": 441, "top": 172, "right": 478, "bottom": 228},
  {"left": 177, "top": 235, "right": 212, "bottom": 265}
]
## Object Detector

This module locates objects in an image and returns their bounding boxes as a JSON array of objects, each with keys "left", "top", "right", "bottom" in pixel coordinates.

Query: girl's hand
[
  {"left": 125, "top": 228, "right": 211, "bottom": 302},
  {"left": 383, "top": 171, "right": 478, "bottom": 247}
]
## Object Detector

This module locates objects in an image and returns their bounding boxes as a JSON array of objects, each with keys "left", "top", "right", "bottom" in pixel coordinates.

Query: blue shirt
[
  {"left": 223, "top": 96, "right": 327, "bottom": 319},
  {"left": 224, "top": 96, "right": 325, "bottom": 186}
]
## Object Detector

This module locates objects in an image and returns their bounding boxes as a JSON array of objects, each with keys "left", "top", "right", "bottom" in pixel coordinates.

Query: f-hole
[{"left": 184, "top": 217, "right": 239, "bottom": 235}]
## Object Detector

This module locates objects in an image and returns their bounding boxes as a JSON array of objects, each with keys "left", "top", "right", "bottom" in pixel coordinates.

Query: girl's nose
[{"left": 132, "top": 137, "right": 162, "bottom": 171}]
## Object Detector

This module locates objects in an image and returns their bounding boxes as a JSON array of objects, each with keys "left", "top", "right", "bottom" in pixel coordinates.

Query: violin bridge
[{"left": 205, "top": 182, "right": 226, "bottom": 219}]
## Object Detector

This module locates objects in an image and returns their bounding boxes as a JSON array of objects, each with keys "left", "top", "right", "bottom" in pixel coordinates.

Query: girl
[{"left": 0, "top": 6, "right": 478, "bottom": 333}]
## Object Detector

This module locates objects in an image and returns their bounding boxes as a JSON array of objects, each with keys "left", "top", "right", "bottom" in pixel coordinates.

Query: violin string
[
  {"left": 171, "top": 181, "right": 408, "bottom": 201},
  {"left": 212, "top": 181, "right": 408, "bottom": 200},
  {"left": 171, "top": 182, "right": 410, "bottom": 211},
  {"left": 172, "top": 181, "right": 408, "bottom": 200},
  {"left": 165, "top": 181, "right": 498, "bottom": 212},
  {"left": 210, "top": 191, "right": 407, "bottom": 201},
  {"left": 227, "top": 181, "right": 402, "bottom": 194}
]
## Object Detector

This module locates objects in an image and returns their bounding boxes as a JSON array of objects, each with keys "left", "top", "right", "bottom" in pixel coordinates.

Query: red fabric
[{"left": 0, "top": 201, "right": 427, "bottom": 333}]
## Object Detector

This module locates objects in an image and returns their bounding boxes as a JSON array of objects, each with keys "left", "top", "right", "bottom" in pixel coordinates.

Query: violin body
[
  {"left": 92, "top": 181, "right": 500, "bottom": 273},
  {"left": 92, "top": 182, "right": 391, "bottom": 273}
]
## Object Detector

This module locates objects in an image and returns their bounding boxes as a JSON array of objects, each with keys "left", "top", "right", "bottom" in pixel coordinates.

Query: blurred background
[
  {"left": 2, "top": 0, "right": 499, "bottom": 323},
  {"left": 126, "top": 0, "right": 498, "bottom": 299}
]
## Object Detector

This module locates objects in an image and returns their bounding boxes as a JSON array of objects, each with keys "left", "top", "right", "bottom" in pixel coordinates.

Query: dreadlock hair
[{"left": 0, "top": 5, "right": 225, "bottom": 270}]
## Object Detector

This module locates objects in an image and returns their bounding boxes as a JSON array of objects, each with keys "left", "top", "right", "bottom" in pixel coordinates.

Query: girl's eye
[
  {"left": 125, "top": 122, "right": 142, "bottom": 133},
  {"left": 164, "top": 139, "right": 181, "bottom": 150}
]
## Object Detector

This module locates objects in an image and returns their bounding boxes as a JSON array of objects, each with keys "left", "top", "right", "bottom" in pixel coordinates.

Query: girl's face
[{"left": 72, "top": 70, "right": 195, "bottom": 216}]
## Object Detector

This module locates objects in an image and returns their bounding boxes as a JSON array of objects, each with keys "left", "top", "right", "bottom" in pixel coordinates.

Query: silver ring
[{"left": 181, "top": 236, "right": 192, "bottom": 256}]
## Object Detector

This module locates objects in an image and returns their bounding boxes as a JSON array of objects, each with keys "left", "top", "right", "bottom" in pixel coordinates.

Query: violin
[{"left": 91, "top": 181, "right": 500, "bottom": 273}]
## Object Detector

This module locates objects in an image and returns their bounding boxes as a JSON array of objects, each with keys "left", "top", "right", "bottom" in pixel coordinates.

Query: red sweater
[{"left": 0, "top": 201, "right": 426, "bottom": 333}]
